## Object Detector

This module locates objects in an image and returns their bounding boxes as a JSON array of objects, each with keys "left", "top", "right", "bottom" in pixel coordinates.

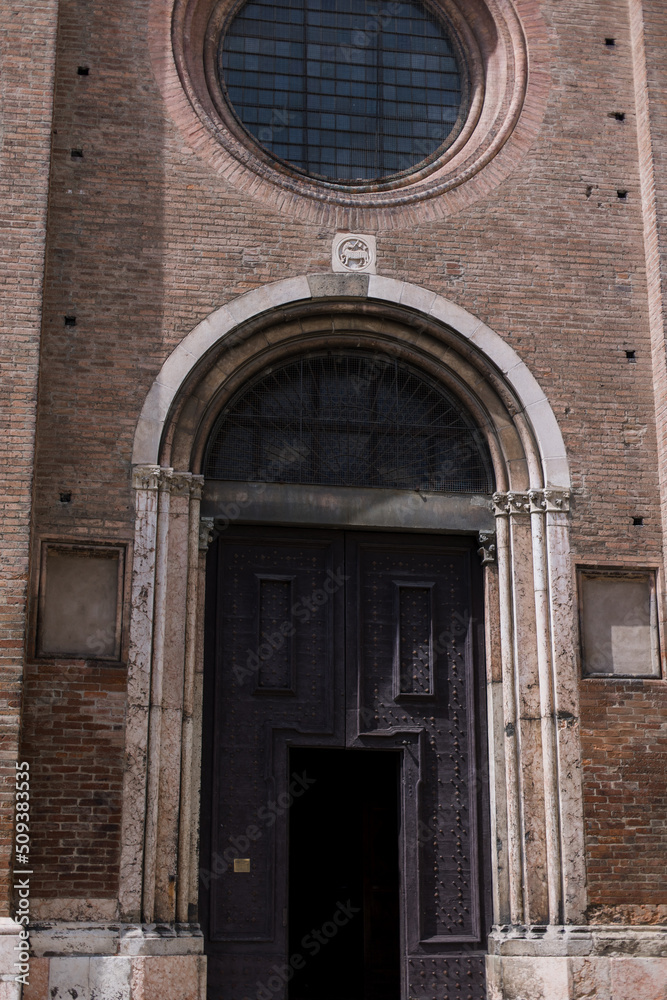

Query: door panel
[
  {"left": 202, "top": 529, "right": 346, "bottom": 998},
  {"left": 345, "top": 533, "right": 490, "bottom": 998},
  {"left": 201, "top": 527, "right": 490, "bottom": 1000}
]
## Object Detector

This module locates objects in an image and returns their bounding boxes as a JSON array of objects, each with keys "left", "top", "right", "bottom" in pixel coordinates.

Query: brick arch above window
[{"left": 152, "top": 0, "right": 550, "bottom": 227}]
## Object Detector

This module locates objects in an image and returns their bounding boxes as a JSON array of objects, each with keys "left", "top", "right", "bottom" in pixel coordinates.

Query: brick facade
[
  {"left": 21, "top": 0, "right": 667, "bottom": 912},
  {"left": 3, "top": 0, "right": 667, "bottom": 995},
  {"left": 0, "top": 0, "right": 59, "bottom": 914},
  {"left": 21, "top": 663, "right": 125, "bottom": 904},
  {"left": 580, "top": 679, "right": 667, "bottom": 914}
]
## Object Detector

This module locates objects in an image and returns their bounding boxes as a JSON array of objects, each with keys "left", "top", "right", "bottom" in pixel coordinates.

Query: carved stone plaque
[{"left": 332, "top": 232, "right": 377, "bottom": 273}]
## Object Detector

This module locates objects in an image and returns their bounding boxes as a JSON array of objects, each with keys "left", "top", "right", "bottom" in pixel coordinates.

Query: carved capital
[
  {"left": 133, "top": 467, "right": 207, "bottom": 499},
  {"left": 167, "top": 472, "right": 195, "bottom": 497},
  {"left": 493, "top": 491, "right": 531, "bottom": 516},
  {"left": 190, "top": 475, "right": 205, "bottom": 501},
  {"left": 199, "top": 517, "right": 216, "bottom": 552},
  {"left": 507, "top": 491, "right": 531, "bottom": 515},
  {"left": 165, "top": 471, "right": 206, "bottom": 499},
  {"left": 528, "top": 489, "right": 547, "bottom": 514},
  {"left": 157, "top": 467, "right": 175, "bottom": 492},
  {"left": 529, "top": 487, "right": 572, "bottom": 514},
  {"left": 132, "top": 465, "right": 162, "bottom": 491},
  {"left": 494, "top": 488, "right": 571, "bottom": 517},
  {"left": 477, "top": 531, "right": 496, "bottom": 565},
  {"left": 543, "top": 488, "right": 571, "bottom": 513}
]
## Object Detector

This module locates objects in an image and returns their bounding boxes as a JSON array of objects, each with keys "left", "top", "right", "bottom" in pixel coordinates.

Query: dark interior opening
[{"left": 288, "top": 748, "right": 401, "bottom": 1000}]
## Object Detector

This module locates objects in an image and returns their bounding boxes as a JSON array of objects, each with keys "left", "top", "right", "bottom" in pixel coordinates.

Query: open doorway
[
  {"left": 201, "top": 528, "right": 490, "bottom": 1000},
  {"left": 288, "top": 748, "right": 401, "bottom": 1000}
]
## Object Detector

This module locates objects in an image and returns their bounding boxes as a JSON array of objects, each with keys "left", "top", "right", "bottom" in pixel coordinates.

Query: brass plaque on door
[{"left": 234, "top": 858, "right": 250, "bottom": 873}]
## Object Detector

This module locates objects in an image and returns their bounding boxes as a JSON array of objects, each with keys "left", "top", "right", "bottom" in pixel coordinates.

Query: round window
[{"left": 218, "top": 0, "right": 468, "bottom": 183}]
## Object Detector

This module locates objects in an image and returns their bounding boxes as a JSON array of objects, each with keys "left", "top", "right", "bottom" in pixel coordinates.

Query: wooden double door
[{"left": 200, "top": 527, "right": 491, "bottom": 1000}]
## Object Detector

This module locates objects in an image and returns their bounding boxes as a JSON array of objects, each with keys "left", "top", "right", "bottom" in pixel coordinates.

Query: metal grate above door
[{"left": 204, "top": 352, "right": 493, "bottom": 493}]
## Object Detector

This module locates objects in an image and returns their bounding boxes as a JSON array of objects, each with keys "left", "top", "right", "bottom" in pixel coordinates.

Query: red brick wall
[
  {"left": 636, "top": 0, "right": 667, "bottom": 552},
  {"left": 0, "top": 0, "right": 59, "bottom": 912},
  {"left": 579, "top": 680, "right": 667, "bottom": 915},
  {"left": 20, "top": 664, "right": 125, "bottom": 901},
  {"left": 575, "top": 0, "right": 667, "bottom": 922},
  {"left": 20, "top": 0, "right": 667, "bottom": 910}
]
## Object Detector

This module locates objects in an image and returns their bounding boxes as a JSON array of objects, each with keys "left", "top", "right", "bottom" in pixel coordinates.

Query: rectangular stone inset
[
  {"left": 37, "top": 544, "right": 124, "bottom": 660},
  {"left": 578, "top": 569, "right": 661, "bottom": 677},
  {"left": 256, "top": 576, "right": 293, "bottom": 689},
  {"left": 396, "top": 584, "right": 434, "bottom": 695}
]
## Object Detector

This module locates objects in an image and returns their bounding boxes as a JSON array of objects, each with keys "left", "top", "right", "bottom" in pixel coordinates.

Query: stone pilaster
[{"left": 491, "top": 488, "right": 580, "bottom": 927}]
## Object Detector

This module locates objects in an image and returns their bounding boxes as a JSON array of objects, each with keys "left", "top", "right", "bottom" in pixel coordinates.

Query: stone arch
[
  {"left": 132, "top": 274, "right": 570, "bottom": 494},
  {"left": 122, "top": 276, "right": 585, "bottom": 998}
]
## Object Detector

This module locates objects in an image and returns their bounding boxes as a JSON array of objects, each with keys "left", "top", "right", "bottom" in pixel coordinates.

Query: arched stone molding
[
  {"left": 132, "top": 275, "right": 569, "bottom": 492},
  {"left": 123, "top": 275, "right": 586, "bottom": 996}
]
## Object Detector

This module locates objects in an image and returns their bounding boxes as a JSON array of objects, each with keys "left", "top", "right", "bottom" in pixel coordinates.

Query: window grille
[
  {"left": 205, "top": 352, "right": 493, "bottom": 493},
  {"left": 218, "top": 0, "right": 465, "bottom": 182}
]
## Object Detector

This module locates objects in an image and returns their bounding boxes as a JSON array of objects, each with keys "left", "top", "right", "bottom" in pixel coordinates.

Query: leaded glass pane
[
  {"left": 205, "top": 353, "right": 493, "bottom": 493},
  {"left": 218, "top": 0, "right": 464, "bottom": 182}
]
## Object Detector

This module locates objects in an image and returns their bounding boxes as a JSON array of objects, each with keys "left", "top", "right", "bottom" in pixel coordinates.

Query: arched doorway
[
  {"left": 124, "top": 276, "right": 584, "bottom": 1000},
  {"left": 198, "top": 349, "right": 495, "bottom": 998}
]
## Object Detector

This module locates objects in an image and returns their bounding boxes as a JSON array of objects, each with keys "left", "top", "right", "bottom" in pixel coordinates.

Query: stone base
[
  {"left": 488, "top": 925, "right": 667, "bottom": 1000},
  {"left": 19, "top": 923, "right": 206, "bottom": 1000},
  {"left": 23, "top": 955, "right": 206, "bottom": 1000},
  {"left": 7, "top": 921, "right": 667, "bottom": 999},
  {"left": 0, "top": 918, "right": 23, "bottom": 1000}
]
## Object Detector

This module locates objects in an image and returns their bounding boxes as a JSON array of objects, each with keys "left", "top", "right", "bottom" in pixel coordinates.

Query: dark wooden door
[
  {"left": 345, "top": 533, "right": 491, "bottom": 999},
  {"left": 200, "top": 527, "right": 491, "bottom": 1000}
]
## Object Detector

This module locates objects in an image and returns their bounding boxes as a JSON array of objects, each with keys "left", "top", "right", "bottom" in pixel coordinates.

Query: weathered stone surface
[
  {"left": 307, "top": 272, "right": 370, "bottom": 298},
  {"left": 498, "top": 956, "right": 571, "bottom": 1000},
  {"left": 21, "top": 957, "right": 50, "bottom": 1000},
  {"left": 48, "top": 957, "right": 90, "bottom": 1000},
  {"left": 129, "top": 956, "right": 206, "bottom": 1000},
  {"left": 89, "top": 957, "right": 132, "bottom": 1000},
  {"left": 611, "top": 957, "right": 667, "bottom": 1000}
]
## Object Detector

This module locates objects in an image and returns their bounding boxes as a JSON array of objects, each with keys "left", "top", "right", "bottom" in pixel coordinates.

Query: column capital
[
  {"left": 493, "top": 491, "right": 530, "bottom": 516},
  {"left": 167, "top": 472, "right": 195, "bottom": 497},
  {"left": 494, "top": 488, "right": 571, "bottom": 517},
  {"left": 132, "top": 465, "right": 162, "bottom": 491},
  {"left": 189, "top": 475, "right": 205, "bottom": 501},
  {"left": 133, "top": 468, "right": 206, "bottom": 498},
  {"left": 543, "top": 488, "right": 571, "bottom": 513},
  {"left": 477, "top": 530, "right": 497, "bottom": 565},
  {"left": 199, "top": 517, "right": 216, "bottom": 552}
]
